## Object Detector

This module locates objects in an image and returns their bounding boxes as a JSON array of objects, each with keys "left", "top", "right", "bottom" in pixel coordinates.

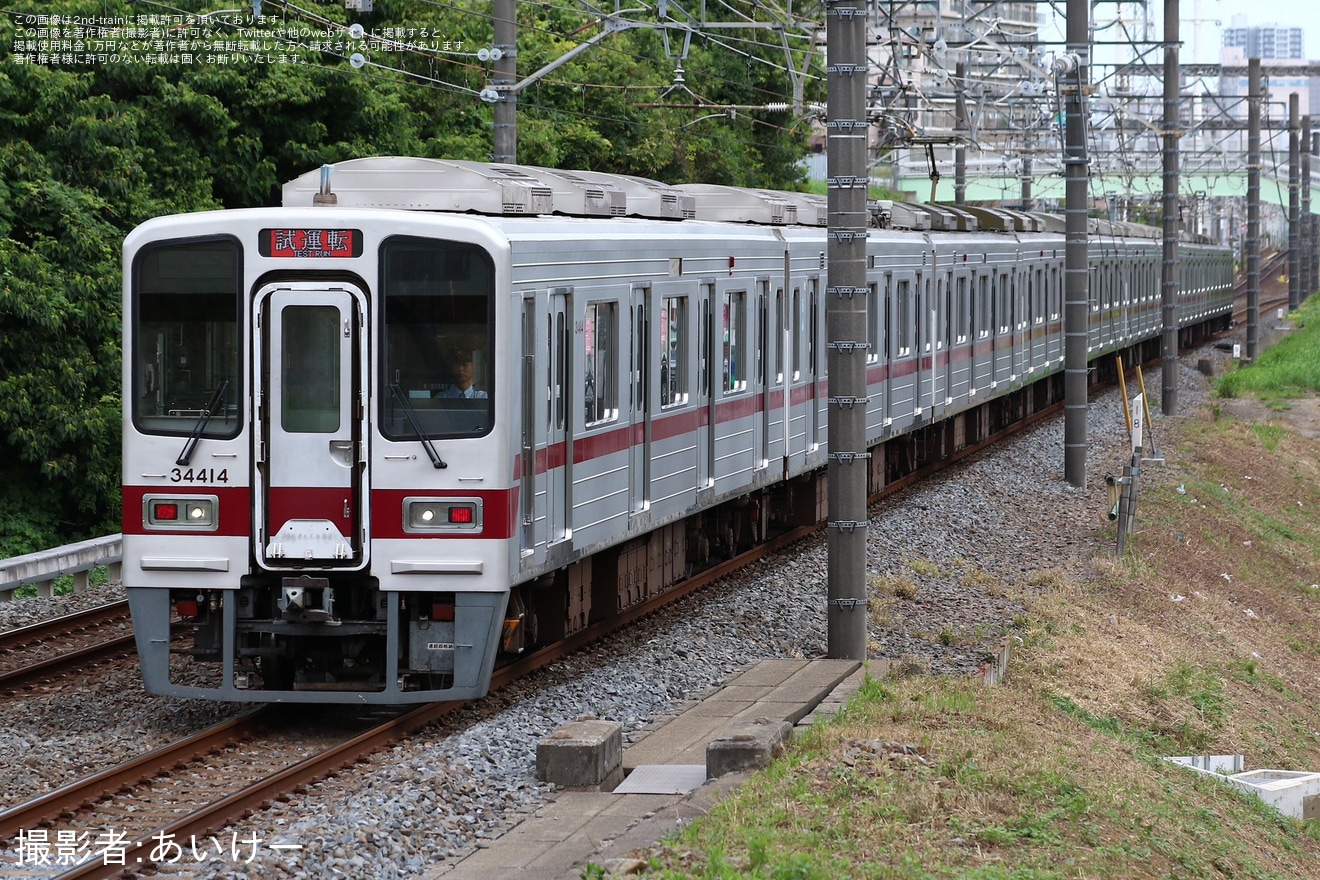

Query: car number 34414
[{"left": 169, "top": 467, "right": 229, "bottom": 484}]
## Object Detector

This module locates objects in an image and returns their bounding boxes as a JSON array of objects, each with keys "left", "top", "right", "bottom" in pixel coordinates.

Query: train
[{"left": 121, "top": 157, "right": 1234, "bottom": 703}]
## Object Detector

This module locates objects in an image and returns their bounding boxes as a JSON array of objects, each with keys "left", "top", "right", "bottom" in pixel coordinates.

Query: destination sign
[{"left": 259, "top": 228, "right": 362, "bottom": 258}]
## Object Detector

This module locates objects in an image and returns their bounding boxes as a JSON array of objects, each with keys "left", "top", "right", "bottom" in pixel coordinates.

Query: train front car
[{"left": 122, "top": 209, "right": 512, "bottom": 703}]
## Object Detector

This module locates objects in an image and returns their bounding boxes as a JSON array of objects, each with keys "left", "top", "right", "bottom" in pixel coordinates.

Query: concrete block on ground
[
  {"left": 537, "top": 719, "right": 623, "bottom": 790},
  {"left": 706, "top": 717, "right": 792, "bottom": 778}
]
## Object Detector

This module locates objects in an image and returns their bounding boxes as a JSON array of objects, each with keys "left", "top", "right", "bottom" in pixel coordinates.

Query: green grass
[
  {"left": 630, "top": 673, "right": 1320, "bottom": 879},
  {"left": 1215, "top": 297, "right": 1320, "bottom": 399}
]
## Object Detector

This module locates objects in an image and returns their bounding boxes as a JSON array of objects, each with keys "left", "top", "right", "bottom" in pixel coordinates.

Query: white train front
[{"left": 121, "top": 157, "right": 1233, "bottom": 703}]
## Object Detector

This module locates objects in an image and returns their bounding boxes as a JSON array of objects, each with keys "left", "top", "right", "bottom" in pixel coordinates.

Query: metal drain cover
[{"left": 613, "top": 764, "right": 708, "bottom": 794}]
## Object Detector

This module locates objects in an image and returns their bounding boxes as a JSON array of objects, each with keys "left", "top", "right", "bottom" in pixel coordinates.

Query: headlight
[
  {"left": 404, "top": 497, "right": 483, "bottom": 533},
  {"left": 144, "top": 494, "right": 219, "bottom": 531}
]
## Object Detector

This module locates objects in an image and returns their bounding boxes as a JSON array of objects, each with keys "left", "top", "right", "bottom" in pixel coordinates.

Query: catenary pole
[
  {"left": 1021, "top": 155, "right": 1033, "bottom": 211},
  {"left": 824, "top": 0, "right": 868, "bottom": 661},
  {"left": 1303, "top": 116, "right": 1312, "bottom": 301},
  {"left": 1063, "top": 0, "right": 1090, "bottom": 487},
  {"left": 1289, "top": 92, "right": 1300, "bottom": 312},
  {"left": 492, "top": 0, "right": 517, "bottom": 163},
  {"left": 1160, "top": 0, "right": 1181, "bottom": 416},
  {"left": 1246, "top": 57, "right": 1261, "bottom": 363},
  {"left": 954, "top": 61, "right": 967, "bottom": 205}
]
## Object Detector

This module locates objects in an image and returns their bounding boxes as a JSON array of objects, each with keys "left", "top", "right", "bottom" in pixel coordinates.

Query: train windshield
[
  {"left": 380, "top": 237, "right": 495, "bottom": 440},
  {"left": 131, "top": 238, "right": 241, "bottom": 437}
]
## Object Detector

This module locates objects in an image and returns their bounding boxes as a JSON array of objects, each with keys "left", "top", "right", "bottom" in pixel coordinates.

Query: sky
[{"left": 1185, "top": 0, "right": 1315, "bottom": 62}]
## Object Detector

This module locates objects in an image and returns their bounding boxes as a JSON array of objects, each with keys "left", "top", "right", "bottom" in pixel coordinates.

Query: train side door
[
  {"left": 519, "top": 295, "right": 537, "bottom": 559},
  {"left": 630, "top": 285, "right": 651, "bottom": 515},
  {"left": 932, "top": 272, "right": 948, "bottom": 418},
  {"left": 811, "top": 279, "right": 823, "bottom": 449},
  {"left": 254, "top": 284, "right": 368, "bottom": 569},
  {"left": 547, "top": 289, "right": 571, "bottom": 550},
  {"left": 756, "top": 280, "right": 770, "bottom": 470},
  {"left": 699, "top": 288, "right": 715, "bottom": 499},
  {"left": 913, "top": 271, "right": 926, "bottom": 418}
]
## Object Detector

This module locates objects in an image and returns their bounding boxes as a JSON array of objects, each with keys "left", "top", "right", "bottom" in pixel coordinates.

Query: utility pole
[
  {"left": 1288, "top": 93, "right": 1300, "bottom": 312},
  {"left": 954, "top": 61, "right": 967, "bottom": 205},
  {"left": 1160, "top": 0, "right": 1181, "bottom": 416},
  {"left": 1246, "top": 57, "right": 1261, "bottom": 363},
  {"left": 824, "top": 0, "right": 869, "bottom": 662},
  {"left": 1063, "top": 0, "right": 1090, "bottom": 488},
  {"left": 491, "top": 0, "right": 517, "bottom": 163},
  {"left": 1021, "top": 155, "right": 1032, "bottom": 212}
]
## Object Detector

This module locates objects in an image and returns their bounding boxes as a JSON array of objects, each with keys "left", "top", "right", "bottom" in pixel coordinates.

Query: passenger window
[
  {"left": 999, "top": 274, "right": 1011, "bottom": 333},
  {"left": 792, "top": 289, "right": 802, "bottom": 379},
  {"left": 894, "top": 279, "right": 911, "bottom": 357},
  {"left": 661, "top": 296, "right": 688, "bottom": 406},
  {"left": 775, "top": 290, "right": 785, "bottom": 384},
  {"left": 955, "top": 275, "right": 968, "bottom": 343},
  {"left": 867, "top": 282, "right": 880, "bottom": 364},
  {"left": 977, "top": 275, "right": 990, "bottom": 338},
  {"left": 723, "top": 291, "right": 747, "bottom": 393},
  {"left": 584, "top": 302, "right": 618, "bottom": 425}
]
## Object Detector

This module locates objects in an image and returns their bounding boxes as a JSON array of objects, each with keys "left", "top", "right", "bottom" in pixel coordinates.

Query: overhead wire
[{"left": 117, "top": 0, "right": 821, "bottom": 158}]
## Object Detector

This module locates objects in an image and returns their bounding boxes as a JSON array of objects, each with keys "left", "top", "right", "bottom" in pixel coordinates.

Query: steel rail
[
  {"left": 0, "top": 601, "right": 137, "bottom": 692},
  {"left": 0, "top": 709, "right": 270, "bottom": 845}
]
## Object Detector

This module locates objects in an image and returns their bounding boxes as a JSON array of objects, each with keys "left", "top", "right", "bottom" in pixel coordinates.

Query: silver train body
[{"left": 121, "top": 158, "right": 1234, "bottom": 703}]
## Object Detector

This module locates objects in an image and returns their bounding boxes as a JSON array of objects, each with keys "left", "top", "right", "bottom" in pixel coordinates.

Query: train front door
[{"left": 254, "top": 284, "right": 368, "bottom": 569}]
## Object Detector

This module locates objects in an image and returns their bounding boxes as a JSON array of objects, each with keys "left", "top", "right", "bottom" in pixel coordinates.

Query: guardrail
[{"left": 0, "top": 534, "right": 122, "bottom": 602}]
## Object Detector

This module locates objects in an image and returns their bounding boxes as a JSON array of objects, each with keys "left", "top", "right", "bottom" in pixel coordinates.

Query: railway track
[
  {"left": 0, "top": 602, "right": 137, "bottom": 693},
  {"left": 1231, "top": 249, "right": 1293, "bottom": 327}
]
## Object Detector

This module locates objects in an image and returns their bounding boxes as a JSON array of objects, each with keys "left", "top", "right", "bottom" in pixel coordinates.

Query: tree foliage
[{"left": 0, "top": 0, "right": 823, "bottom": 552}]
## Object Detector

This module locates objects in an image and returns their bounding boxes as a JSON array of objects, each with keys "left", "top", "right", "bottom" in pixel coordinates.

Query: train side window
[
  {"left": 774, "top": 290, "right": 785, "bottom": 384},
  {"left": 792, "top": 288, "right": 802, "bottom": 379},
  {"left": 634, "top": 300, "right": 647, "bottom": 414},
  {"left": 977, "top": 275, "right": 990, "bottom": 339},
  {"left": 955, "top": 274, "right": 968, "bottom": 343},
  {"left": 1029, "top": 270, "right": 1040, "bottom": 325},
  {"left": 866, "top": 282, "right": 880, "bottom": 364},
  {"left": 132, "top": 238, "right": 241, "bottom": 437},
  {"left": 723, "top": 290, "right": 747, "bottom": 393},
  {"left": 998, "top": 273, "right": 1011, "bottom": 333},
  {"left": 553, "top": 310, "right": 566, "bottom": 431},
  {"left": 922, "top": 276, "right": 932, "bottom": 352},
  {"left": 894, "top": 278, "right": 911, "bottom": 357},
  {"left": 700, "top": 291, "right": 712, "bottom": 394},
  {"left": 661, "top": 296, "right": 688, "bottom": 407},
  {"left": 584, "top": 302, "right": 618, "bottom": 425},
  {"left": 810, "top": 281, "right": 821, "bottom": 377}
]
